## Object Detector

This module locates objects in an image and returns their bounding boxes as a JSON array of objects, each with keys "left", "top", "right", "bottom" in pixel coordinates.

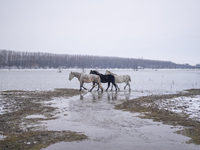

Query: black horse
[{"left": 90, "top": 70, "right": 117, "bottom": 91}]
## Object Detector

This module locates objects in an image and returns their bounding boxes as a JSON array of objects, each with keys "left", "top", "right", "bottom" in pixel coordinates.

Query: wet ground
[
  {"left": 0, "top": 89, "right": 87, "bottom": 150},
  {"left": 0, "top": 89, "right": 200, "bottom": 150},
  {"left": 43, "top": 89, "right": 200, "bottom": 150}
]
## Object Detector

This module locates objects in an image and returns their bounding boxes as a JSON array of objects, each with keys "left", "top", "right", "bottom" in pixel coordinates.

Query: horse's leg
[
  {"left": 115, "top": 83, "right": 120, "bottom": 91},
  {"left": 82, "top": 84, "right": 87, "bottom": 90},
  {"left": 111, "top": 81, "right": 117, "bottom": 91},
  {"left": 96, "top": 82, "right": 100, "bottom": 91},
  {"left": 89, "top": 82, "right": 95, "bottom": 92},
  {"left": 124, "top": 82, "right": 128, "bottom": 90},
  {"left": 111, "top": 77, "right": 117, "bottom": 91},
  {"left": 80, "top": 81, "right": 87, "bottom": 91},
  {"left": 111, "top": 84, "right": 113, "bottom": 91},
  {"left": 99, "top": 82, "right": 104, "bottom": 91},
  {"left": 83, "top": 86, "right": 87, "bottom": 90},
  {"left": 96, "top": 83, "right": 100, "bottom": 91},
  {"left": 97, "top": 79, "right": 103, "bottom": 92},
  {"left": 79, "top": 83, "right": 82, "bottom": 91},
  {"left": 128, "top": 82, "right": 131, "bottom": 91},
  {"left": 106, "top": 82, "right": 110, "bottom": 91}
]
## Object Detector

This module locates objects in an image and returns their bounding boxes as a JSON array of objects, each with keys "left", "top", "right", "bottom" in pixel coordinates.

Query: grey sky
[{"left": 0, "top": 0, "right": 200, "bottom": 65}]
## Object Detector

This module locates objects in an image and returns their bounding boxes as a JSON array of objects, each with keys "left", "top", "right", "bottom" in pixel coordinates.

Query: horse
[
  {"left": 105, "top": 70, "right": 131, "bottom": 91},
  {"left": 90, "top": 70, "right": 117, "bottom": 91},
  {"left": 69, "top": 71, "right": 103, "bottom": 91}
]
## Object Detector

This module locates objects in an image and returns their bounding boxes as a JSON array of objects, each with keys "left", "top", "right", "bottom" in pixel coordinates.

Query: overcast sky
[{"left": 0, "top": 0, "right": 200, "bottom": 65}]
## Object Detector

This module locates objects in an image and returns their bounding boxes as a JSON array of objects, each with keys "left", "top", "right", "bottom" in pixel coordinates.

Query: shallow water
[
  {"left": 1, "top": 69, "right": 200, "bottom": 149},
  {"left": 0, "top": 69, "right": 199, "bottom": 92},
  {"left": 42, "top": 91, "right": 198, "bottom": 150}
]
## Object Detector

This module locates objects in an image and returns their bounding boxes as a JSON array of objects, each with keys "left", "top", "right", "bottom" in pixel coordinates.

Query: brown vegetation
[{"left": 0, "top": 89, "right": 87, "bottom": 150}]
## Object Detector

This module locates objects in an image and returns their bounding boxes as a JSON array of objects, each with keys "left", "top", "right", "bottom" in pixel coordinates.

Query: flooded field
[
  {"left": 0, "top": 69, "right": 200, "bottom": 149},
  {"left": 0, "top": 69, "right": 199, "bottom": 92}
]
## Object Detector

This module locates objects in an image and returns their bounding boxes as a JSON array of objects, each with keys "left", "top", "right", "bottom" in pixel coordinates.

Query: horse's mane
[{"left": 91, "top": 70, "right": 101, "bottom": 75}]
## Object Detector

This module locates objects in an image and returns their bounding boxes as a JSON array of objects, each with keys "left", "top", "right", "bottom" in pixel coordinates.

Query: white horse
[
  {"left": 69, "top": 71, "right": 103, "bottom": 91},
  {"left": 105, "top": 70, "right": 131, "bottom": 91}
]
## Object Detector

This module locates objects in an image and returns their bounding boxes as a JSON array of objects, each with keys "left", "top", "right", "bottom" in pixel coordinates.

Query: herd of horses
[{"left": 69, "top": 70, "right": 131, "bottom": 92}]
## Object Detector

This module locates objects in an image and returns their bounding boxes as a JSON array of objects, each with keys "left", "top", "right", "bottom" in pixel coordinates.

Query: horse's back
[{"left": 81, "top": 73, "right": 100, "bottom": 83}]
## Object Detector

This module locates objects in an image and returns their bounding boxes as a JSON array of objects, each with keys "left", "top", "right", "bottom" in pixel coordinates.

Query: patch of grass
[
  {"left": 176, "top": 128, "right": 200, "bottom": 144},
  {"left": 0, "top": 89, "right": 87, "bottom": 150},
  {"left": 0, "top": 130, "right": 88, "bottom": 150}
]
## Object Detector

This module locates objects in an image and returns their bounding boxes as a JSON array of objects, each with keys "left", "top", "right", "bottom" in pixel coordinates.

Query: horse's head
[
  {"left": 89, "top": 70, "right": 96, "bottom": 74},
  {"left": 105, "top": 70, "right": 111, "bottom": 75},
  {"left": 69, "top": 72, "right": 74, "bottom": 81},
  {"left": 90, "top": 70, "right": 101, "bottom": 76}
]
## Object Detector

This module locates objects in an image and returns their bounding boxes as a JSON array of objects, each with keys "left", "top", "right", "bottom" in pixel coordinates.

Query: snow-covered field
[{"left": 158, "top": 95, "right": 200, "bottom": 121}]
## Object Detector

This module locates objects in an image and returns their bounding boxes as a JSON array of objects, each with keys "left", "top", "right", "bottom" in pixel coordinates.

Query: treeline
[{"left": 0, "top": 50, "right": 194, "bottom": 69}]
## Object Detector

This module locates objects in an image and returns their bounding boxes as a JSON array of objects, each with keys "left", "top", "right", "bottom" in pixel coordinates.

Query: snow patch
[{"left": 158, "top": 95, "right": 200, "bottom": 120}]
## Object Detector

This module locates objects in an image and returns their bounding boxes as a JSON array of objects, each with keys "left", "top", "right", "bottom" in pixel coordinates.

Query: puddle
[
  {"left": 43, "top": 91, "right": 199, "bottom": 150},
  {"left": 25, "top": 115, "right": 46, "bottom": 119},
  {"left": 0, "top": 134, "right": 6, "bottom": 140}
]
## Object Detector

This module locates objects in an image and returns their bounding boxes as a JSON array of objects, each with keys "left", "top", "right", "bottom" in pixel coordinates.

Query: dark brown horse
[{"left": 90, "top": 70, "right": 117, "bottom": 91}]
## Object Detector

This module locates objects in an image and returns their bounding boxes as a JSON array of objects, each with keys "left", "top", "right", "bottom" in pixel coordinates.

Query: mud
[
  {"left": 115, "top": 89, "right": 200, "bottom": 144},
  {"left": 0, "top": 89, "right": 87, "bottom": 150}
]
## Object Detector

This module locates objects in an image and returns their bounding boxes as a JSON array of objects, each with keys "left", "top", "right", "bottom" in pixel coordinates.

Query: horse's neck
[
  {"left": 74, "top": 72, "right": 81, "bottom": 79},
  {"left": 97, "top": 73, "right": 102, "bottom": 76},
  {"left": 95, "top": 71, "right": 101, "bottom": 76}
]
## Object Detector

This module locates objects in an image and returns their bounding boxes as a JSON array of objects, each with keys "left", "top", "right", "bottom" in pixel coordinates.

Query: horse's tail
[
  {"left": 129, "top": 76, "right": 131, "bottom": 82},
  {"left": 98, "top": 77, "right": 104, "bottom": 91}
]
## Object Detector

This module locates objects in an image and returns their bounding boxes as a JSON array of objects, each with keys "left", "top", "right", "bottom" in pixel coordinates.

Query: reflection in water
[
  {"left": 79, "top": 90, "right": 132, "bottom": 102},
  {"left": 92, "top": 91, "right": 103, "bottom": 101},
  {"left": 80, "top": 91, "right": 87, "bottom": 100},
  {"left": 124, "top": 91, "right": 131, "bottom": 100},
  {"left": 107, "top": 91, "right": 118, "bottom": 100}
]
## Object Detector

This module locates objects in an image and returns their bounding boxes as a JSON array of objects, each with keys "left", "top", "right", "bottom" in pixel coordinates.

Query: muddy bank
[
  {"left": 0, "top": 89, "right": 87, "bottom": 150},
  {"left": 115, "top": 89, "right": 200, "bottom": 145}
]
